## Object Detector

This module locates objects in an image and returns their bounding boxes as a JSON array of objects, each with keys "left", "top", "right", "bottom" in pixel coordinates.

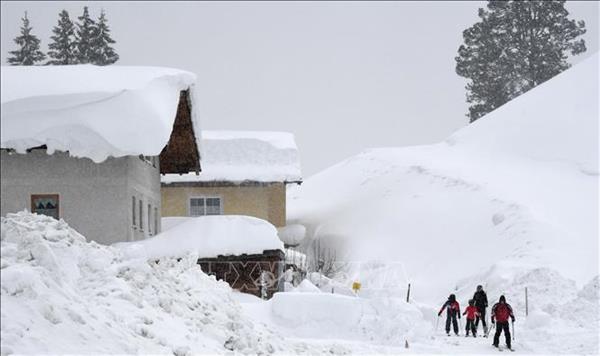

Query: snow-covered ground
[
  {"left": 286, "top": 53, "right": 599, "bottom": 353},
  {"left": 0, "top": 212, "right": 288, "bottom": 354}
]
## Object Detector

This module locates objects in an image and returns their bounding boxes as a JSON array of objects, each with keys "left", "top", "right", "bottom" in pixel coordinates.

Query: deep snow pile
[
  {"left": 288, "top": 54, "right": 599, "bottom": 353},
  {"left": 0, "top": 211, "right": 286, "bottom": 354},
  {"left": 162, "top": 130, "right": 302, "bottom": 183},
  {"left": 0, "top": 65, "right": 199, "bottom": 163},
  {"left": 117, "top": 215, "right": 283, "bottom": 260},
  {"left": 235, "top": 280, "right": 431, "bottom": 349}
]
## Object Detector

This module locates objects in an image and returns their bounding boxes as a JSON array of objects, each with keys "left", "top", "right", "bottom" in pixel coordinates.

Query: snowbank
[
  {"left": 162, "top": 130, "right": 302, "bottom": 183},
  {"left": 267, "top": 291, "right": 431, "bottom": 344},
  {"left": 271, "top": 292, "right": 362, "bottom": 328},
  {"left": 161, "top": 216, "right": 191, "bottom": 232},
  {"left": 0, "top": 211, "right": 287, "bottom": 354},
  {"left": 288, "top": 54, "right": 599, "bottom": 352},
  {"left": 0, "top": 65, "right": 200, "bottom": 163},
  {"left": 278, "top": 224, "right": 306, "bottom": 246},
  {"left": 117, "top": 215, "right": 283, "bottom": 260}
]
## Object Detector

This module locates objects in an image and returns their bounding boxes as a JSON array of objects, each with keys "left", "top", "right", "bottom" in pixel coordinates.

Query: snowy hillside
[{"left": 288, "top": 54, "right": 599, "bottom": 353}]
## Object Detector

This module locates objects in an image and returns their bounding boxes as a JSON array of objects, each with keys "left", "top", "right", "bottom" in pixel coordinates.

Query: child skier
[
  {"left": 438, "top": 294, "right": 461, "bottom": 336},
  {"left": 491, "top": 295, "right": 515, "bottom": 350},
  {"left": 463, "top": 299, "right": 479, "bottom": 337}
]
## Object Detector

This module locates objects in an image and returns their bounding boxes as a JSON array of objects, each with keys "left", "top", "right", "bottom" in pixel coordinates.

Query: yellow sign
[{"left": 352, "top": 281, "right": 361, "bottom": 292}]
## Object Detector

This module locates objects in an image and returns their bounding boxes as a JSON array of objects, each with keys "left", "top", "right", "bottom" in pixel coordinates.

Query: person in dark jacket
[
  {"left": 473, "top": 285, "right": 489, "bottom": 335},
  {"left": 491, "top": 295, "right": 515, "bottom": 349},
  {"left": 438, "top": 294, "right": 461, "bottom": 336}
]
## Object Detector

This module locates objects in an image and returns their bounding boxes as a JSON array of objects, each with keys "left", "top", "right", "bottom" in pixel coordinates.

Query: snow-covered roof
[
  {"left": 117, "top": 215, "right": 284, "bottom": 259},
  {"left": 162, "top": 130, "right": 302, "bottom": 184},
  {"left": 1, "top": 65, "right": 200, "bottom": 163}
]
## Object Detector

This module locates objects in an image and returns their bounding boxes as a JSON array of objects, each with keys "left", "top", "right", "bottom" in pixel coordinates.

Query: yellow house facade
[
  {"left": 161, "top": 181, "right": 286, "bottom": 226},
  {"left": 161, "top": 131, "right": 302, "bottom": 227}
]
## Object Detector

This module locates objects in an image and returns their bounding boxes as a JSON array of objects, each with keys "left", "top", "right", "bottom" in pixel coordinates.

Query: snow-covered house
[
  {"left": 161, "top": 131, "right": 302, "bottom": 227},
  {"left": 0, "top": 66, "right": 201, "bottom": 245}
]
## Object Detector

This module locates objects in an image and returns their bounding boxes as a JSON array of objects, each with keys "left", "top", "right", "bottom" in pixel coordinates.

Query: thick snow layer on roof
[
  {"left": 162, "top": 130, "right": 302, "bottom": 183},
  {"left": 1, "top": 65, "right": 199, "bottom": 163},
  {"left": 117, "top": 215, "right": 283, "bottom": 260}
]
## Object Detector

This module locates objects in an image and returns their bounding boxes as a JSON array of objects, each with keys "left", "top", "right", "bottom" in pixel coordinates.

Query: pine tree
[
  {"left": 456, "top": 0, "right": 586, "bottom": 123},
  {"left": 75, "top": 6, "right": 96, "bottom": 64},
  {"left": 6, "top": 12, "right": 46, "bottom": 65},
  {"left": 90, "top": 9, "right": 119, "bottom": 65},
  {"left": 47, "top": 10, "right": 76, "bottom": 65}
]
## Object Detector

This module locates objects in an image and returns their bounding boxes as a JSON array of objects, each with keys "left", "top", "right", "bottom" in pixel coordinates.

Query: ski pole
[
  {"left": 435, "top": 315, "right": 440, "bottom": 332},
  {"left": 512, "top": 320, "right": 515, "bottom": 341}
]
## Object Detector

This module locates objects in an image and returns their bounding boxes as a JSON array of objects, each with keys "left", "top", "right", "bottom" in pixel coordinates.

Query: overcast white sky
[{"left": 2, "top": 1, "right": 598, "bottom": 176}]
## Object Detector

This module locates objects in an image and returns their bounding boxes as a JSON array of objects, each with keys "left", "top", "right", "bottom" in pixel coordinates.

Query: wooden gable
[{"left": 159, "top": 90, "right": 201, "bottom": 174}]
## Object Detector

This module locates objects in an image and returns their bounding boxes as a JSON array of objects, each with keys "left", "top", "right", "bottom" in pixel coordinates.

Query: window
[
  {"left": 148, "top": 204, "right": 152, "bottom": 235},
  {"left": 31, "top": 194, "right": 59, "bottom": 219},
  {"left": 206, "top": 198, "right": 221, "bottom": 215},
  {"left": 154, "top": 207, "right": 159, "bottom": 234},
  {"left": 139, "top": 199, "right": 143, "bottom": 231},
  {"left": 132, "top": 196, "right": 136, "bottom": 227},
  {"left": 190, "top": 198, "right": 205, "bottom": 216},
  {"left": 189, "top": 197, "right": 222, "bottom": 216}
]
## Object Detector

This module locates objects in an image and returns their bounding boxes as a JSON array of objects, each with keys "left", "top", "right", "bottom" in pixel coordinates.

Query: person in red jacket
[
  {"left": 463, "top": 299, "right": 480, "bottom": 337},
  {"left": 491, "top": 295, "right": 515, "bottom": 349},
  {"left": 438, "top": 294, "right": 461, "bottom": 336}
]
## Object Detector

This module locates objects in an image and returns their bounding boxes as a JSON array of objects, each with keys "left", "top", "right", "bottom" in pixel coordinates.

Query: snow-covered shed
[
  {"left": 161, "top": 130, "right": 302, "bottom": 227},
  {"left": 0, "top": 65, "right": 201, "bottom": 245}
]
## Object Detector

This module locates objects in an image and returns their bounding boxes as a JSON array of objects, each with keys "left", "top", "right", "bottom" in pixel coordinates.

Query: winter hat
[
  {"left": 477, "top": 285, "right": 483, "bottom": 291},
  {"left": 499, "top": 295, "right": 506, "bottom": 303},
  {"left": 449, "top": 294, "right": 456, "bottom": 302},
  {"left": 469, "top": 299, "right": 475, "bottom": 306}
]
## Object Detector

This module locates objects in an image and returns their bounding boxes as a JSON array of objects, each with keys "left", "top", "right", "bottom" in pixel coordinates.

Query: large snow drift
[
  {"left": 0, "top": 211, "right": 285, "bottom": 354},
  {"left": 117, "top": 215, "right": 284, "bottom": 260},
  {"left": 1, "top": 65, "right": 199, "bottom": 163},
  {"left": 162, "top": 130, "right": 302, "bottom": 183},
  {"left": 288, "top": 54, "right": 599, "bottom": 353}
]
